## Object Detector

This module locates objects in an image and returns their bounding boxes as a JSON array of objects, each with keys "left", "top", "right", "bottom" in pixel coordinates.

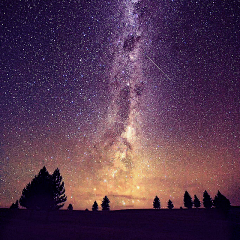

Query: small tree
[
  {"left": 203, "top": 190, "right": 212, "bottom": 209},
  {"left": 92, "top": 201, "right": 98, "bottom": 211},
  {"left": 167, "top": 199, "right": 174, "bottom": 209},
  {"left": 101, "top": 196, "right": 110, "bottom": 211},
  {"left": 19, "top": 166, "right": 67, "bottom": 210},
  {"left": 184, "top": 191, "right": 193, "bottom": 209},
  {"left": 153, "top": 196, "right": 160, "bottom": 209},
  {"left": 10, "top": 200, "right": 19, "bottom": 209},
  {"left": 213, "top": 191, "right": 231, "bottom": 211},
  {"left": 67, "top": 204, "right": 73, "bottom": 210},
  {"left": 193, "top": 195, "right": 201, "bottom": 208}
]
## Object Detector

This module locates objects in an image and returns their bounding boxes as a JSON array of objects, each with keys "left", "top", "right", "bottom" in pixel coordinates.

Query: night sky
[{"left": 1, "top": 0, "right": 240, "bottom": 210}]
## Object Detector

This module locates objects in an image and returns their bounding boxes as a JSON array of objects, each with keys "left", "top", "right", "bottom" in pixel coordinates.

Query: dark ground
[{"left": 0, "top": 208, "right": 239, "bottom": 240}]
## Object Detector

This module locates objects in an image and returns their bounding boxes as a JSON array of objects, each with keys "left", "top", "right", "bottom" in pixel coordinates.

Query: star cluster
[{"left": 1, "top": 0, "right": 240, "bottom": 209}]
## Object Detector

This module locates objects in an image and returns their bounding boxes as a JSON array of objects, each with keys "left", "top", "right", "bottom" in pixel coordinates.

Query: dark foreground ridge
[{"left": 1, "top": 208, "right": 240, "bottom": 240}]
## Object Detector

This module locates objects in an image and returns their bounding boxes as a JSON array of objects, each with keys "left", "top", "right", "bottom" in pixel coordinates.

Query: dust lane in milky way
[{"left": 91, "top": 0, "right": 148, "bottom": 208}]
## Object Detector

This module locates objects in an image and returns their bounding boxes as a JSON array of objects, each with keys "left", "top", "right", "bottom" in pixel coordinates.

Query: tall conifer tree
[
  {"left": 101, "top": 196, "right": 110, "bottom": 211},
  {"left": 92, "top": 201, "right": 98, "bottom": 211},
  {"left": 213, "top": 191, "right": 230, "bottom": 210},
  {"left": 193, "top": 195, "right": 201, "bottom": 208},
  {"left": 167, "top": 199, "right": 174, "bottom": 209},
  {"left": 184, "top": 191, "right": 193, "bottom": 209},
  {"left": 203, "top": 190, "right": 212, "bottom": 209},
  {"left": 19, "top": 166, "right": 66, "bottom": 210},
  {"left": 153, "top": 196, "right": 161, "bottom": 209}
]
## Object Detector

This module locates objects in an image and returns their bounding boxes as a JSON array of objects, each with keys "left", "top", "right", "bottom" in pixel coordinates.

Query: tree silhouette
[
  {"left": 19, "top": 166, "right": 67, "bottom": 210},
  {"left": 167, "top": 199, "right": 174, "bottom": 209},
  {"left": 184, "top": 191, "right": 193, "bottom": 209},
  {"left": 203, "top": 190, "right": 213, "bottom": 209},
  {"left": 193, "top": 195, "right": 201, "bottom": 208},
  {"left": 10, "top": 200, "right": 19, "bottom": 209},
  {"left": 67, "top": 204, "right": 73, "bottom": 210},
  {"left": 213, "top": 191, "right": 231, "bottom": 211},
  {"left": 101, "top": 196, "right": 110, "bottom": 211},
  {"left": 153, "top": 196, "right": 160, "bottom": 209},
  {"left": 92, "top": 201, "right": 98, "bottom": 211},
  {"left": 52, "top": 168, "right": 67, "bottom": 209}
]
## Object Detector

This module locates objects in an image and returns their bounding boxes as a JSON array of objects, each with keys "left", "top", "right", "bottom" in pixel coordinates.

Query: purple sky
[{"left": 1, "top": 0, "right": 239, "bottom": 209}]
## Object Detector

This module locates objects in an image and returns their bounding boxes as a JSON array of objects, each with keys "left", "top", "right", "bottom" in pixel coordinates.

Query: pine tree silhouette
[
  {"left": 213, "top": 191, "right": 231, "bottom": 210},
  {"left": 193, "top": 195, "right": 201, "bottom": 208},
  {"left": 67, "top": 204, "right": 73, "bottom": 210},
  {"left": 203, "top": 190, "right": 213, "bottom": 209},
  {"left": 167, "top": 199, "right": 174, "bottom": 209},
  {"left": 19, "top": 166, "right": 67, "bottom": 210},
  {"left": 92, "top": 201, "right": 98, "bottom": 211},
  {"left": 52, "top": 168, "right": 67, "bottom": 209},
  {"left": 153, "top": 196, "right": 160, "bottom": 209},
  {"left": 101, "top": 196, "right": 110, "bottom": 211},
  {"left": 184, "top": 191, "right": 193, "bottom": 209}
]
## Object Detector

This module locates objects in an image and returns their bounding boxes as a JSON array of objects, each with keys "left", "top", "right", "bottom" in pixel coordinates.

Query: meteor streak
[{"left": 146, "top": 55, "right": 172, "bottom": 81}]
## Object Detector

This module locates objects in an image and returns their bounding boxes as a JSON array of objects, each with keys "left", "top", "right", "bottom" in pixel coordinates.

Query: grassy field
[{"left": 1, "top": 208, "right": 239, "bottom": 240}]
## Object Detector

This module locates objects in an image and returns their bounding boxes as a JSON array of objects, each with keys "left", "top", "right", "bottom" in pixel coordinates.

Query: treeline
[
  {"left": 11, "top": 166, "right": 66, "bottom": 210},
  {"left": 153, "top": 190, "right": 231, "bottom": 211},
  {"left": 10, "top": 167, "right": 231, "bottom": 212}
]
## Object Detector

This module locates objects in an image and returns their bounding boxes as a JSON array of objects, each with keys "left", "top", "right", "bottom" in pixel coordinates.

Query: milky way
[{"left": 1, "top": 0, "right": 240, "bottom": 209}]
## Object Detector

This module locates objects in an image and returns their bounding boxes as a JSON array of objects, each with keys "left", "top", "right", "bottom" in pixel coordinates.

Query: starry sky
[{"left": 1, "top": 0, "right": 240, "bottom": 210}]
